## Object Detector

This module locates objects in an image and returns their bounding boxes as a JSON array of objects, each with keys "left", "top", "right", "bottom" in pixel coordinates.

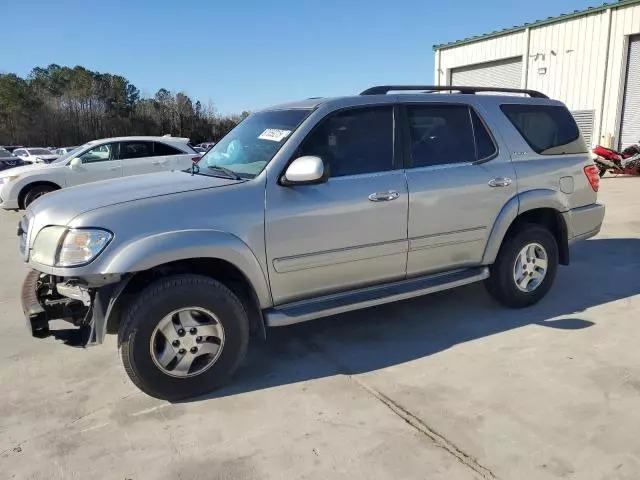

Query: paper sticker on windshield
[{"left": 258, "top": 129, "right": 291, "bottom": 142}]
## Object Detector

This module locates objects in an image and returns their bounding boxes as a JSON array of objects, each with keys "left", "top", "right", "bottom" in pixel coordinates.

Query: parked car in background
[
  {"left": 53, "top": 146, "right": 78, "bottom": 156},
  {"left": 193, "top": 146, "right": 208, "bottom": 154},
  {"left": 196, "top": 142, "right": 215, "bottom": 151},
  {"left": 0, "top": 135, "right": 201, "bottom": 209},
  {"left": 16, "top": 85, "right": 605, "bottom": 400},
  {"left": 0, "top": 145, "right": 25, "bottom": 153},
  {"left": 13, "top": 148, "right": 58, "bottom": 164},
  {"left": 0, "top": 147, "right": 28, "bottom": 171}
]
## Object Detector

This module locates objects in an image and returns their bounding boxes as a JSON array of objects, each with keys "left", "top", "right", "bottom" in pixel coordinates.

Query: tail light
[
  {"left": 192, "top": 156, "right": 202, "bottom": 163},
  {"left": 584, "top": 165, "right": 600, "bottom": 192}
]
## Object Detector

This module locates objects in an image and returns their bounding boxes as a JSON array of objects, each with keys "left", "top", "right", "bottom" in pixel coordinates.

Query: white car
[
  {"left": 13, "top": 148, "right": 58, "bottom": 164},
  {"left": 53, "top": 146, "right": 79, "bottom": 156},
  {"left": 0, "top": 136, "right": 201, "bottom": 210}
]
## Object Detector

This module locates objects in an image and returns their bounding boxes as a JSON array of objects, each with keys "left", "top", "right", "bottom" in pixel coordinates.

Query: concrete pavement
[{"left": 1, "top": 176, "right": 639, "bottom": 479}]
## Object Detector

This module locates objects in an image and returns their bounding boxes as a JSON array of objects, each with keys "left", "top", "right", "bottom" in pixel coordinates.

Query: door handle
[
  {"left": 109, "top": 167, "right": 119, "bottom": 171},
  {"left": 488, "top": 177, "right": 513, "bottom": 187},
  {"left": 368, "top": 190, "right": 400, "bottom": 202},
  {"left": 152, "top": 161, "right": 162, "bottom": 165}
]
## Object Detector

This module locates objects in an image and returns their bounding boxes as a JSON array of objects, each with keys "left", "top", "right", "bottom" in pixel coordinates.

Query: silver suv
[{"left": 19, "top": 86, "right": 605, "bottom": 400}]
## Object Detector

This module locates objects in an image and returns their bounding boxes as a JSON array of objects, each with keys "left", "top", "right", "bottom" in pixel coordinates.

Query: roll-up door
[
  {"left": 450, "top": 57, "right": 523, "bottom": 89},
  {"left": 619, "top": 35, "right": 640, "bottom": 149}
]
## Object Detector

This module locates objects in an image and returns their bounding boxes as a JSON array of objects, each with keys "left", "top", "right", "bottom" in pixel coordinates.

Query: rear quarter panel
[{"left": 481, "top": 97, "right": 598, "bottom": 211}]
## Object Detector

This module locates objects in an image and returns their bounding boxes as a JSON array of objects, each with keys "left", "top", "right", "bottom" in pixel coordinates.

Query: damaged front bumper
[{"left": 22, "top": 271, "right": 127, "bottom": 347}]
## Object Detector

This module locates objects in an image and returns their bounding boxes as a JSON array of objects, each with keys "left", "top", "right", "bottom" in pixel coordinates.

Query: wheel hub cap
[
  {"left": 513, "top": 242, "right": 548, "bottom": 293},
  {"left": 150, "top": 307, "right": 225, "bottom": 378}
]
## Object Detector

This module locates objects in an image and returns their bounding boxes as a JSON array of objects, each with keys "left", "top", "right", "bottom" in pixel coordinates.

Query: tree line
[{"left": 0, "top": 64, "right": 248, "bottom": 147}]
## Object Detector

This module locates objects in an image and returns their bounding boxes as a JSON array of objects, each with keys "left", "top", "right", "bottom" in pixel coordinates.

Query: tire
[
  {"left": 118, "top": 274, "right": 250, "bottom": 401},
  {"left": 23, "top": 185, "right": 56, "bottom": 208},
  {"left": 484, "top": 224, "right": 558, "bottom": 309}
]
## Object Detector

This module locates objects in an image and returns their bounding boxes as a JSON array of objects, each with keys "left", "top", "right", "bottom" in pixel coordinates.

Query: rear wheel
[
  {"left": 485, "top": 224, "right": 558, "bottom": 308},
  {"left": 23, "top": 185, "right": 56, "bottom": 208},
  {"left": 118, "top": 274, "right": 250, "bottom": 401}
]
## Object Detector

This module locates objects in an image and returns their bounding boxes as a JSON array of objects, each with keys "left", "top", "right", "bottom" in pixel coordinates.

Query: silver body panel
[{"left": 21, "top": 92, "right": 605, "bottom": 331}]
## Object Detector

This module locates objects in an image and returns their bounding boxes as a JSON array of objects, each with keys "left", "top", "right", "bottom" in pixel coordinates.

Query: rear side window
[
  {"left": 154, "top": 142, "right": 184, "bottom": 156},
  {"left": 406, "top": 104, "right": 497, "bottom": 167},
  {"left": 500, "top": 104, "right": 587, "bottom": 155},
  {"left": 471, "top": 110, "right": 497, "bottom": 160},
  {"left": 120, "top": 141, "right": 153, "bottom": 159}
]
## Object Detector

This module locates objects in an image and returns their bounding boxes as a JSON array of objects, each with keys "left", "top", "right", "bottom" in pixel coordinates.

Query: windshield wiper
[{"left": 206, "top": 165, "right": 242, "bottom": 180}]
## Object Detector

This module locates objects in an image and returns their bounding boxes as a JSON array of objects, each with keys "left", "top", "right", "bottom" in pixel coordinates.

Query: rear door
[
  {"left": 119, "top": 141, "right": 164, "bottom": 176},
  {"left": 402, "top": 102, "right": 517, "bottom": 276}
]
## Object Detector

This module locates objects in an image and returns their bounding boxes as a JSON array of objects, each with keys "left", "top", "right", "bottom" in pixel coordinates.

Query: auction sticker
[{"left": 258, "top": 129, "right": 292, "bottom": 142}]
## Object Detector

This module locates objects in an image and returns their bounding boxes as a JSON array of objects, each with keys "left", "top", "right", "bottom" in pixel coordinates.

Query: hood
[
  {"left": 28, "top": 170, "right": 241, "bottom": 224},
  {"left": 0, "top": 162, "right": 50, "bottom": 177}
]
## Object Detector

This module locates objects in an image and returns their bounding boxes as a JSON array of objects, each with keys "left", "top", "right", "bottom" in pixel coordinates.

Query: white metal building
[{"left": 433, "top": 0, "right": 640, "bottom": 149}]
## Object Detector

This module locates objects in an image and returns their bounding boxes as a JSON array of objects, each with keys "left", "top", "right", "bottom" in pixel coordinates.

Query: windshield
[
  {"left": 28, "top": 148, "right": 53, "bottom": 155},
  {"left": 197, "top": 109, "right": 311, "bottom": 178}
]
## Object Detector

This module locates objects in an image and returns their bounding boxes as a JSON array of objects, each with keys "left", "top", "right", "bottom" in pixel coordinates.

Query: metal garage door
[
  {"left": 619, "top": 36, "right": 640, "bottom": 149},
  {"left": 451, "top": 57, "right": 523, "bottom": 89},
  {"left": 572, "top": 110, "right": 595, "bottom": 148}
]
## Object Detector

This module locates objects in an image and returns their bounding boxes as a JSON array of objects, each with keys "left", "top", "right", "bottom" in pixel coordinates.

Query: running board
[{"left": 264, "top": 267, "right": 489, "bottom": 327}]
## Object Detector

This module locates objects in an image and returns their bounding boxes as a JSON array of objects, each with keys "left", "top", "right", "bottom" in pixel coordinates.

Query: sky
[{"left": 2, "top": 0, "right": 601, "bottom": 114}]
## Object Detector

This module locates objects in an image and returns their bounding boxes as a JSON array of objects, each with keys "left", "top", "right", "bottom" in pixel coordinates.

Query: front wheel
[
  {"left": 23, "top": 184, "right": 56, "bottom": 208},
  {"left": 484, "top": 224, "right": 559, "bottom": 308},
  {"left": 118, "top": 274, "right": 250, "bottom": 400}
]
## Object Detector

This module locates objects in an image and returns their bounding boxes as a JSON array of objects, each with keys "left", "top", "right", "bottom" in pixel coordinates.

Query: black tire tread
[
  {"left": 23, "top": 184, "right": 56, "bottom": 208},
  {"left": 485, "top": 224, "right": 558, "bottom": 309},
  {"left": 118, "top": 274, "right": 249, "bottom": 400}
]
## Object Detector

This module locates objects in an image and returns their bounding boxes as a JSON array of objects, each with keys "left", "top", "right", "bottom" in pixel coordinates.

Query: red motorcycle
[{"left": 593, "top": 142, "right": 640, "bottom": 177}]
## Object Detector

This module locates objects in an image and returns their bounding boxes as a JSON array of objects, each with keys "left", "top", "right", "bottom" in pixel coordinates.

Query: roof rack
[{"left": 360, "top": 85, "right": 548, "bottom": 98}]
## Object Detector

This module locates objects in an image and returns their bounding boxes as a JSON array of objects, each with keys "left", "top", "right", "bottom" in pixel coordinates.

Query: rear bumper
[{"left": 566, "top": 203, "right": 605, "bottom": 245}]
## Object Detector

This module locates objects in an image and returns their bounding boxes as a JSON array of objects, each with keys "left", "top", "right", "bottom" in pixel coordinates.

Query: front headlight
[
  {"left": 31, "top": 226, "right": 113, "bottom": 267},
  {"left": 58, "top": 229, "right": 113, "bottom": 266}
]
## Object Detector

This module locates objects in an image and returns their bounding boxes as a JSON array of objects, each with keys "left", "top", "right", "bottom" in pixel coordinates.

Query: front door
[
  {"left": 402, "top": 102, "right": 517, "bottom": 276},
  {"left": 265, "top": 105, "right": 408, "bottom": 304},
  {"left": 66, "top": 142, "right": 122, "bottom": 187}
]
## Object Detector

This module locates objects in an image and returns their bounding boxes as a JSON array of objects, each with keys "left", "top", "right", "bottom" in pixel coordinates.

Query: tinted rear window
[
  {"left": 154, "top": 142, "right": 184, "bottom": 156},
  {"left": 500, "top": 104, "right": 587, "bottom": 155}
]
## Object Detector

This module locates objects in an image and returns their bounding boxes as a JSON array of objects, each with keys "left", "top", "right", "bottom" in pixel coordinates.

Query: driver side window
[
  {"left": 79, "top": 143, "right": 116, "bottom": 163},
  {"left": 298, "top": 106, "right": 394, "bottom": 177}
]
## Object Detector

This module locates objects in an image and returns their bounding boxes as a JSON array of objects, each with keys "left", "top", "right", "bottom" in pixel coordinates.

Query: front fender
[
  {"left": 101, "top": 229, "right": 272, "bottom": 308},
  {"left": 482, "top": 189, "right": 569, "bottom": 264}
]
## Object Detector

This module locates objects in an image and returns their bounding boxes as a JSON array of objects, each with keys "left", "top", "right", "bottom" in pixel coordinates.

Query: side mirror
[
  {"left": 282, "top": 156, "right": 327, "bottom": 186},
  {"left": 69, "top": 158, "right": 82, "bottom": 169}
]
